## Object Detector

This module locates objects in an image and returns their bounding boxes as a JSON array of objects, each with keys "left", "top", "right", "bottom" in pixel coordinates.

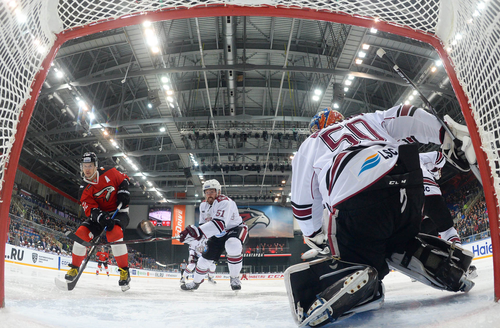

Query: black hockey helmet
[{"left": 81, "top": 152, "right": 98, "bottom": 166}]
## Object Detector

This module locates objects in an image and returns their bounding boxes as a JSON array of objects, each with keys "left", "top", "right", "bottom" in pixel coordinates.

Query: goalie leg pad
[
  {"left": 284, "top": 257, "right": 380, "bottom": 327},
  {"left": 387, "top": 236, "right": 474, "bottom": 292},
  {"left": 417, "top": 233, "right": 473, "bottom": 272}
]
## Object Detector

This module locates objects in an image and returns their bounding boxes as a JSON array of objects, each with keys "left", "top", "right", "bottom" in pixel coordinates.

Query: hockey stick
[
  {"left": 66, "top": 233, "right": 180, "bottom": 247},
  {"left": 55, "top": 204, "right": 122, "bottom": 291},
  {"left": 376, "top": 48, "right": 483, "bottom": 185}
]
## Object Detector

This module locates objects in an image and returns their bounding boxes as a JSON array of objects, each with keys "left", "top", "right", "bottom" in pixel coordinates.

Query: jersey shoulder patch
[{"left": 216, "top": 194, "right": 229, "bottom": 202}]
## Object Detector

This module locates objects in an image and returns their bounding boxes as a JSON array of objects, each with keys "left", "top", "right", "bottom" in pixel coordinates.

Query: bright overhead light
[
  {"left": 151, "top": 46, "right": 160, "bottom": 53},
  {"left": 314, "top": 89, "right": 322, "bottom": 96},
  {"left": 143, "top": 21, "right": 152, "bottom": 27},
  {"left": 409, "top": 95, "right": 414, "bottom": 100},
  {"left": 431, "top": 66, "right": 437, "bottom": 72},
  {"left": 144, "top": 28, "right": 154, "bottom": 36},
  {"left": 103, "top": 130, "right": 109, "bottom": 136},
  {"left": 355, "top": 59, "right": 363, "bottom": 65},
  {"left": 88, "top": 112, "right": 95, "bottom": 120},
  {"left": 8, "top": 1, "right": 17, "bottom": 9},
  {"left": 358, "top": 51, "right": 366, "bottom": 58},
  {"left": 412, "top": 90, "right": 418, "bottom": 95},
  {"left": 344, "top": 87, "right": 349, "bottom": 92},
  {"left": 404, "top": 100, "right": 410, "bottom": 105},
  {"left": 167, "top": 96, "right": 174, "bottom": 102},
  {"left": 345, "top": 80, "right": 352, "bottom": 86},
  {"left": 362, "top": 44, "right": 370, "bottom": 50},
  {"left": 159, "top": 127, "right": 166, "bottom": 132},
  {"left": 163, "top": 84, "right": 170, "bottom": 91},
  {"left": 147, "top": 36, "right": 158, "bottom": 46},
  {"left": 15, "top": 9, "right": 27, "bottom": 23},
  {"left": 115, "top": 144, "right": 120, "bottom": 149},
  {"left": 161, "top": 76, "right": 169, "bottom": 83},
  {"left": 147, "top": 181, "right": 153, "bottom": 186},
  {"left": 166, "top": 90, "right": 174, "bottom": 96},
  {"left": 55, "top": 70, "right": 64, "bottom": 78},
  {"left": 147, "top": 103, "right": 152, "bottom": 109},
  {"left": 142, "top": 175, "right": 147, "bottom": 180},
  {"left": 348, "top": 75, "right": 355, "bottom": 80},
  {"left": 281, "top": 180, "right": 286, "bottom": 184},
  {"left": 478, "top": 2, "right": 485, "bottom": 10},
  {"left": 312, "top": 95, "right": 320, "bottom": 101},
  {"left": 370, "top": 28, "right": 378, "bottom": 34},
  {"left": 195, "top": 194, "right": 198, "bottom": 197},
  {"left": 435, "top": 60, "right": 443, "bottom": 67},
  {"left": 333, "top": 103, "right": 339, "bottom": 109},
  {"left": 169, "top": 103, "right": 174, "bottom": 108}
]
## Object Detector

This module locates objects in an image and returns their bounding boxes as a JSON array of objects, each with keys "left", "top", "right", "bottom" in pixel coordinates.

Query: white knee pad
[
  {"left": 196, "top": 256, "right": 213, "bottom": 270},
  {"left": 225, "top": 237, "right": 242, "bottom": 256}
]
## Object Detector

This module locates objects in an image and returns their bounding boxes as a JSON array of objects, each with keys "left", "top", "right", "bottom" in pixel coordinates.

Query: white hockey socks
[{"left": 439, "top": 227, "right": 461, "bottom": 245}]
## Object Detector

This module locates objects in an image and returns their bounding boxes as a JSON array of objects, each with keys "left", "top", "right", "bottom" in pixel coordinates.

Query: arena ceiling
[{"left": 20, "top": 15, "right": 464, "bottom": 206}]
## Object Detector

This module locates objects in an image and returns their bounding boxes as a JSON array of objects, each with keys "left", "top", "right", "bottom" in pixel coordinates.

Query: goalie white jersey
[
  {"left": 420, "top": 151, "right": 446, "bottom": 197},
  {"left": 291, "top": 104, "right": 443, "bottom": 236},
  {"left": 198, "top": 195, "right": 242, "bottom": 238}
]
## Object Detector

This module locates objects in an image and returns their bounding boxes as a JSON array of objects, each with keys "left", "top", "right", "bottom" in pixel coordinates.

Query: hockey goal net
[{"left": 0, "top": 0, "right": 499, "bottom": 305}]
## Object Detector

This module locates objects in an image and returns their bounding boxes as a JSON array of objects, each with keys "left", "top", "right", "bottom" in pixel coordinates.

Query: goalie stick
[
  {"left": 376, "top": 48, "right": 483, "bottom": 185},
  {"left": 55, "top": 204, "right": 121, "bottom": 291},
  {"left": 65, "top": 231, "right": 180, "bottom": 247}
]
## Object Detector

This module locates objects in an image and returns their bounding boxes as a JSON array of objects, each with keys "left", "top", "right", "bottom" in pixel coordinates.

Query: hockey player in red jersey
[
  {"left": 96, "top": 247, "right": 110, "bottom": 276},
  {"left": 65, "top": 152, "right": 132, "bottom": 291},
  {"left": 179, "top": 179, "right": 248, "bottom": 291},
  {"left": 286, "top": 106, "right": 477, "bottom": 326}
]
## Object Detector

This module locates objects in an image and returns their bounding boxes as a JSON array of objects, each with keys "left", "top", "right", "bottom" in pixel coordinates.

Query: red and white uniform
[
  {"left": 96, "top": 251, "right": 109, "bottom": 264},
  {"left": 420, "top": 151, "right": 446, "bottom": 196},
  {"left": 291, "top": 104, "right": 443, "bottom": 236},
  {"left": 80, "top": 167, "right": 129, "bottom": 216},
  {"left": 198, "top": 195, "right": 242, "bottom": 238}
]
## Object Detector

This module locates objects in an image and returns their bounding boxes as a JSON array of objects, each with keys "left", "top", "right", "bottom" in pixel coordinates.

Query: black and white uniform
[
  {"left": 192, "top": 196, "right": 248, "bottom": 283},
  {"left": 419, "top": 151, "right": 461, "bottom": 244},
  {"left": 291, "top": 104, "right": 444, "bottom": 279}
]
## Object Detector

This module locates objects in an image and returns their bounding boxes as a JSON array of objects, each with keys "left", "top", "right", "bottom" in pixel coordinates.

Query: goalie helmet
[
  {"left": 309, "top": 107, "right": 344, "bottom": 134},
  {"left": 203, "top": 179, "right": 221, "bottom": 194}
]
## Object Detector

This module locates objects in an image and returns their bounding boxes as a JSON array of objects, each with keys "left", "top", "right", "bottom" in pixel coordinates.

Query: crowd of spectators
[
  {"left": 443, "top": 179, "right": 490, "bottom": 242},
  {"left": 7, "top": 191, "right": 162, "bottom": 271}
]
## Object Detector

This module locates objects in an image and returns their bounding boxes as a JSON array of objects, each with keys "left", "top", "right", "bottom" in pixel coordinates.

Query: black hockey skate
[
  {"left": 119, "top": 267, "right": 131, "bottom": 292},
  {"left": 180, "top": 276, "right": 186, "bottom": 284},
  {"left": 230, "top": 277, "right": 241, "bottom": 290},
  {"left": 181, "top": 281, "right": 202, "bottom": 291},
  {"left": 65, "top": 264, "right": 79, "bottom": 282}
]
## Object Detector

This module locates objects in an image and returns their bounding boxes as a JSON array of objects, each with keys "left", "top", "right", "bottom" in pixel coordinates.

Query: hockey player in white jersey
[
  {"left": 181, "top": 238, "right": 217, "bottom": 284},
  {"left": 180, "top": 179, "right": 248, "bottom": 291},
  {"left": 286, "top": 106, "right": 476, "bottom": 327}
]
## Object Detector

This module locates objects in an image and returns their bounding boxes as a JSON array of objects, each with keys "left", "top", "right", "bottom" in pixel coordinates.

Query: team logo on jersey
[
  {"left": 358, "top": 153, "right": 380, "bottom": 176},
  {"left": 93, "top": 186, "right": 115, "bottom": 201},
  {"left": 238, "top": 209, "right": 271, "bottom": 231}
]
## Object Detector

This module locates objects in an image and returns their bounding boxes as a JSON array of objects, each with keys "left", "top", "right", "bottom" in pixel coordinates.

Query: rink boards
[{"left": 3, "top": 243, "right": 285, "bottom": 280}]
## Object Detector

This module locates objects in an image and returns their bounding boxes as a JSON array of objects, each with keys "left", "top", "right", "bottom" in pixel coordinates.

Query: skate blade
[
  {"left": 121, "top": 285, "right": 131, "bottom": 292},
  {"left": 54, "top": 277, "right": 70, "bottom": 291}
]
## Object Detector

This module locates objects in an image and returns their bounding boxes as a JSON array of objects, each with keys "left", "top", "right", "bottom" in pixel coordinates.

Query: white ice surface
[{"left": 1, "top": 257, "right": 499, "bottom": 327}]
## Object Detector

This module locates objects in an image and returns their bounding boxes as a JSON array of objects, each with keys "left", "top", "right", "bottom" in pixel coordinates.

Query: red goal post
[{"left": 1, "top": 0, "right": 499, "bottom": 307}]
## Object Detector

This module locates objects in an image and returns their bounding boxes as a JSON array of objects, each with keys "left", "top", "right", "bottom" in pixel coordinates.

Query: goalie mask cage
[{"left": 0, "top": 0, "right": 499, "bottom": 306}]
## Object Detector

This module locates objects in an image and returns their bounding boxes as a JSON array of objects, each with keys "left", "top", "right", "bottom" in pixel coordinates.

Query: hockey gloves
[
  {"left": 117, "top": 179, "right": 130, "bottom": 207},
  {"left": 91, "top": 208, "right": 115, "bottom": 231},
  {"left": 441, "top": 115, "right": 477, "bottom": 172},
  {"left": 179, "top": 225, "right": 202, "bottom": 243},
  {"left": 302, "top": 228, "right": 330, "bottom": 260}
]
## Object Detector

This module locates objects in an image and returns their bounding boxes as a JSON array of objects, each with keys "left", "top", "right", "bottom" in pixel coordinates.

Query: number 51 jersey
[{"left": 291, "top": 104, "right": 443, "bottom": 236}]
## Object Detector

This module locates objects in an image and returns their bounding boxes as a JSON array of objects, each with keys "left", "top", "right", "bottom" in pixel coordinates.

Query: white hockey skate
[
  {"left": 208, "top": 275, "right": 217, "bottom": 284},
  {"left": 181, "top": 280, "right": 202, "bottom": 291},
  {"left": 230, "top": 277, "right": 241, "bottom": 291}
]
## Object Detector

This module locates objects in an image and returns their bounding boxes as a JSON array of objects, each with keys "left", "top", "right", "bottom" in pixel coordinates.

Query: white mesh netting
[{"left": 0, "top": 1, "right": 499, "bottom": 210}]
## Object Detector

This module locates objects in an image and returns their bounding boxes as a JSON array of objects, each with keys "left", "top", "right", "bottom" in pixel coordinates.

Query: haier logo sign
[{"left": 472, "top": 241, "right": 493, "bottom": 257}]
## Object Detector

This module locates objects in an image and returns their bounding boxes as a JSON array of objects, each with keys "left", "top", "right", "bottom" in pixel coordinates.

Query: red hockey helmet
[{"left": 309, "top": 108, "right": 344, "bottom": 133}]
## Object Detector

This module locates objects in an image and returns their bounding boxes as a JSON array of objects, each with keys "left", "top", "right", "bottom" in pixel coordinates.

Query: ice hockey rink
[{"left": 0, "top": 256, "right": 499, "bottom": 328}]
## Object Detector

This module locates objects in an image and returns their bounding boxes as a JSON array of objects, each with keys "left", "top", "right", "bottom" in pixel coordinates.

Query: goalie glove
[
  {"left": 302, "top": 228, "right": 330, "bottom": 260},
  {"left": 441, "top": 115, "right": 477, "bottom": 172}
]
